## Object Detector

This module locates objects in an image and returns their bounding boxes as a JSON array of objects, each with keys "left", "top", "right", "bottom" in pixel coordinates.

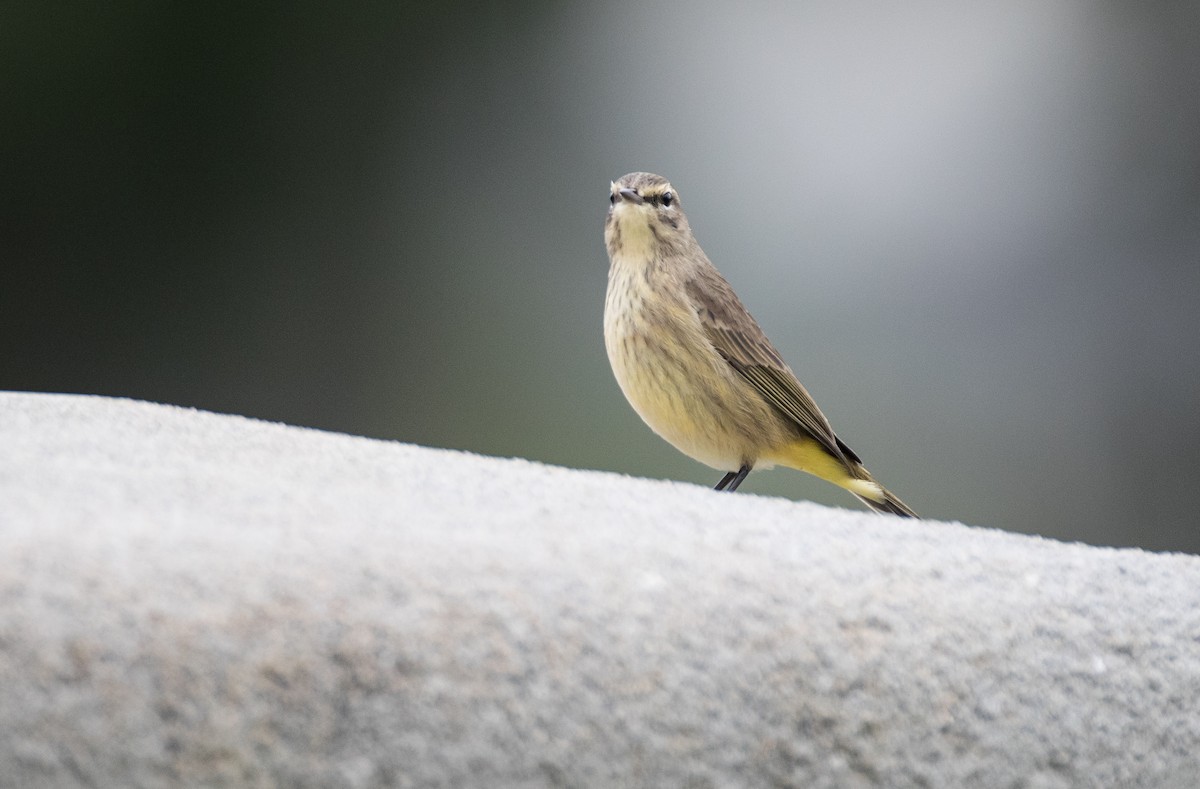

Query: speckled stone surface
[{"left": 2, "top": 392, "right": 1199, "bottom": 788}]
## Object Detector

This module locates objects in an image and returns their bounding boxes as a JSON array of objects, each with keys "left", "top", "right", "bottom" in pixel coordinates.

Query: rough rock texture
[{"left": 1, "top": 391, "right": 1199, "bottom": 788}]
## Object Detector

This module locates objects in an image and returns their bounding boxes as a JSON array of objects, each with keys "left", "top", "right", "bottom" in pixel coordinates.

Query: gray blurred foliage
[{"left": 3, "top": 2, "right": 1198, "bottom": 550}]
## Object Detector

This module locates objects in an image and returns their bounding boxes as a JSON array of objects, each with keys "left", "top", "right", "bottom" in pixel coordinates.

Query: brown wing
[{"left": 685, "top": 271, "right": 861, "bottom": 467}]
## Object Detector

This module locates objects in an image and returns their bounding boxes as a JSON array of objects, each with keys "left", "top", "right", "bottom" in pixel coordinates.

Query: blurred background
[{"left": 3, "top": 2, "right": 1198, "bottom": 551}]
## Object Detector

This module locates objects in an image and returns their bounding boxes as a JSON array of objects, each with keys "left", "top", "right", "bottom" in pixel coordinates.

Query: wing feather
[{"left": 685, "top": 274, "right": 860, "bottom": 467}]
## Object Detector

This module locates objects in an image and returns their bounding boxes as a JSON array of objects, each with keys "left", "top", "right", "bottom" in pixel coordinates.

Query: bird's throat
[{"left": 607, "top": 210, "right": 660, "bottom": 271}]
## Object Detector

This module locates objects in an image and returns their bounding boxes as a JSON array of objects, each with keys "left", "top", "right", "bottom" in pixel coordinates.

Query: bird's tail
[
  {"left": 851, "top": 481, "right": 918, "bottom": 518},
  {"left": 838, "top": 458, "right": 917, "bottom": 517},
  {"left": 770, "top": 436, "right": 918, "bottom": 517}
]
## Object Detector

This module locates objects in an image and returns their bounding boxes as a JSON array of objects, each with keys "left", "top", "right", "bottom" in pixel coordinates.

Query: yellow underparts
[{"left": 764, "top": 437, "right": 885, "bottom": 503}]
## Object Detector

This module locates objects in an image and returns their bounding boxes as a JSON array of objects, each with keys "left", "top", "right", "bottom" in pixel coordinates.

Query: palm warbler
[{"left": 603, "top": 171, "right": 916, "bottom": 517}]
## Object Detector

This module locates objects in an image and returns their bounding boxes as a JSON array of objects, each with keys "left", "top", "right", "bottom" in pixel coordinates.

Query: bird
[{"left": 603, "top": 171, "right": 916, "bottom": 517}]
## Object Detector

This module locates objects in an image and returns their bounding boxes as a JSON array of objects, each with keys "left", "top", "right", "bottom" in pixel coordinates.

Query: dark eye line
[{"left": 608, "top": 187, "right": 674, "bottom": 207}]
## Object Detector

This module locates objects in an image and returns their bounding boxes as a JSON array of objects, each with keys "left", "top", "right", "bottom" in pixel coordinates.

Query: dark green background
[{"left": 4, "top": 3, "right": 1199, "bottom": 551}]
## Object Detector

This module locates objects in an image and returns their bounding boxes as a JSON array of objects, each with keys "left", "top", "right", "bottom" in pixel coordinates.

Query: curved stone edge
[{"left": 1, "top": 391, "right": 1199, "bottom": 788}]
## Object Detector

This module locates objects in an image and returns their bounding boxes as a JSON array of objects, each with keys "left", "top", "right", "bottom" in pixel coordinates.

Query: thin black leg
[
  {"left": 714, "top": 464, "right": 751, "bottom": 492},
  {"left": 725, "top": 464, "right": 751, "bottom": 492}
]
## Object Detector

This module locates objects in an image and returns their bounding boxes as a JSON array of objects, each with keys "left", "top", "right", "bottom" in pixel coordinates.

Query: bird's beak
[{"left": 617, "top": 188, "right": 644, "bottom": 205}]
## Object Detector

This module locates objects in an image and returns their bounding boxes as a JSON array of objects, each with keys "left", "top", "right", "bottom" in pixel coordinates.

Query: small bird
[{"left": 603, "top": 172, "right": 916, "bottom": 517}]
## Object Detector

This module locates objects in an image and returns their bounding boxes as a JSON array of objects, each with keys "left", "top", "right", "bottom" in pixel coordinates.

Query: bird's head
[{"left": 604, "top": 172, "right": 693, "bottom": 261}]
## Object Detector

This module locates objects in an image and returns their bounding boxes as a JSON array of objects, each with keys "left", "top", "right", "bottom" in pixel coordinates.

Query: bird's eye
[
  {"left": 609, "top": 191, "right": 616, "bottom": 205},
  {"left": 661, "top": 191, "right": 674, "bottom": 207}
]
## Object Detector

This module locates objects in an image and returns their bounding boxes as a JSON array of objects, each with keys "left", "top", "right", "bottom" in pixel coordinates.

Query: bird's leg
[
  {"left": 714, "top": 464, "right": 751, "bottom": 492},
  {"left": 725, "top": 464, "right": 751, "bottom": 491}
]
